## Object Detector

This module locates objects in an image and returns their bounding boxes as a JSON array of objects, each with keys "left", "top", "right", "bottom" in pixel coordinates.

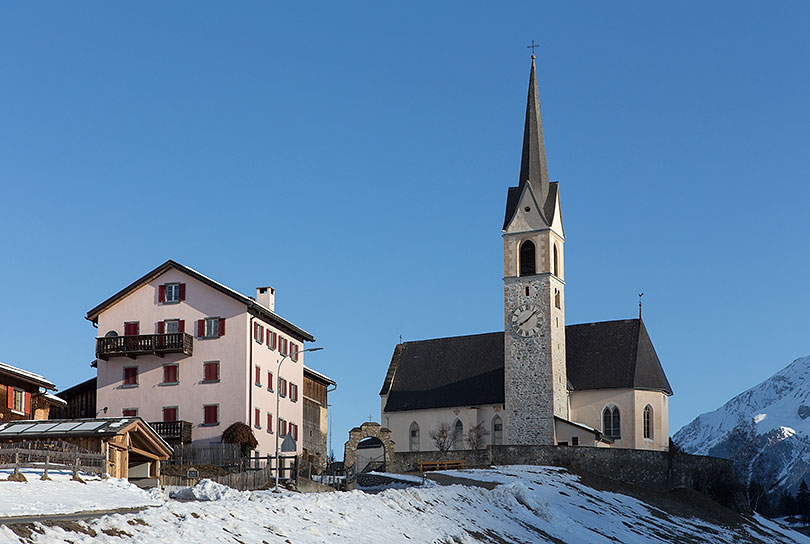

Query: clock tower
[{"left": 502, "top": 56, "right": 568, "bottom": 445}]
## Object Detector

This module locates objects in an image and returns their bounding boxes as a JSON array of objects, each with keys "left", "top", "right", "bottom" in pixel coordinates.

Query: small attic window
[{"left": 524, "top": 206, "right": 531, "bottom": 212}]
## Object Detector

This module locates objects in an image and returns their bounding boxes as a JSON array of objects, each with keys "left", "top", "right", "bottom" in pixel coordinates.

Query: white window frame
[
  {"left": 165, "top": 283, "right": 180, "bottom": 303},
  {"left": 11, "top": 388, "right": 24, "bottom": 413},
  {"left": 204, "top": 317, "right": 220, "bottom": 338},
  {"left": 165, "top": 319, "right": 180, "bottom": 334}
]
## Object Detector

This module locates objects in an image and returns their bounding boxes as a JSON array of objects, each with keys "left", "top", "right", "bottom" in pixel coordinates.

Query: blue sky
[{"left": 1, "top": 2, "right": 808, "bottom": 456}]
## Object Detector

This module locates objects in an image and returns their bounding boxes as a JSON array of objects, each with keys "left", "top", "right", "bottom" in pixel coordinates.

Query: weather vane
[
  {"left": 527, "top": 40, "right": 540, "bottom": 56},
  {"left": 638, "top": 293, "right": 644, "bottom": 319}
]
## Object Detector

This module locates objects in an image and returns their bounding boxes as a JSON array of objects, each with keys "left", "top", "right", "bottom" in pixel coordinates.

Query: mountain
[{"left": 674, "top": 355, "right": 810, "bottom": 496}]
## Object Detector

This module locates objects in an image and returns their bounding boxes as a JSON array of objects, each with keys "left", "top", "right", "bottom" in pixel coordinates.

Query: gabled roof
[
  {"left": 381, "top": 319, "right": 672, "bottom": 413},
  {"left": 381, "top": 332, "right": 505, "bottom": 412},
  {"left": 86, "top": 260, "right": 314, "bottom": 342},
  {"left": 0, "top": 361, "right": 55, "bottom": 390}
]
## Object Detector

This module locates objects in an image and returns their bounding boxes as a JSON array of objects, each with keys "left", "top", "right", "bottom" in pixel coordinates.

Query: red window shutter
[
  {"left": 219, "top": 318, "right": 226, "bottom": 336},
  {"left": 158, "top": 284, "right": 166, "bottom": 303},
  {"left": 179, "top": 283, "right": 186, "bottom": 301},
  {"left": 266, "top": 329, "right": 271, "bottom": 346},
  {"left": 197, "top": 320, "right": 205, "bottom": 337},
  {"left": 293, "top": 424, "right": 298, "bottom": 441},
  {"left": 272, "top": 332, "right": 277, "bottom": 350},
  {"left": 6, "top": 387, "right": 13, "bottom": 410},
  {"left": 178, "top": 320, "right": 185, "bottom": 333},
  {"left": 255, "top": 366, "right": 261, "bottom": 386},
  {"left": 255, "top": 408, "right": 261, "bottom": 427},
  {"left": 267, "top": 413, "right": 272, "bottom": 432},
  {"left": 268, "top": 371, "right": 273, "bottom": 390},
  {"left": 157, "top": 321, "right": 165, "bottom": 334}
]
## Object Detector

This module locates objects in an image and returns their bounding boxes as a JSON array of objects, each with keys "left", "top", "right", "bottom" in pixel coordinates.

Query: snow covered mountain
[{"left": 674, "top": 355, "right": 810, "bottom": 495}]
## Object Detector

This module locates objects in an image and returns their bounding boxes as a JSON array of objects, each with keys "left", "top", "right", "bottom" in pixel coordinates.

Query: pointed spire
[{"left": 518, "top": 55, "right": 550, "bottom": 210}]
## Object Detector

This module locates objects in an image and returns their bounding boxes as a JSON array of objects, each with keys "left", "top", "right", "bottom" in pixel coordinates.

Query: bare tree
[
  {"left": 429, "top": 422, "right": 453, "bottom": 453},
  {"left": 465, "top": 422, "right": 490, "bottom": 450}
]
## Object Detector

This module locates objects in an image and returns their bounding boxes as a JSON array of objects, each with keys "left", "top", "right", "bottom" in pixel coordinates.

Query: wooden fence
[
  {"left": 0, "top": 442, "right": 106, "bottom": 480},
  {"left": 168, "top": 443, "right": 242, "bottom": 467},
  {"left": 160, "top": 454, "right": 298, "bottom": 491}
]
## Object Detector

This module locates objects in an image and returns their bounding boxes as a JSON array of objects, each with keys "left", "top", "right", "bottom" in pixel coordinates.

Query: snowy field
[
  {"left": 0, "top": 465, "right": 806, "bottom": 543},
  {"left": 0, "top": 469, "right": 159, "bottom": 518}
]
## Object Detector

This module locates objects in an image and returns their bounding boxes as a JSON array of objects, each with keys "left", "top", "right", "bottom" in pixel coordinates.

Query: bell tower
[{"left": 502, "top": 55, "right": 567, "bottom": 445}]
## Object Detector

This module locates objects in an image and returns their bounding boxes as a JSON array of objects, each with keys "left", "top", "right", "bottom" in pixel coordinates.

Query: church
[{"left": 379, "top": 57, "right": 672, "bottom": 452}]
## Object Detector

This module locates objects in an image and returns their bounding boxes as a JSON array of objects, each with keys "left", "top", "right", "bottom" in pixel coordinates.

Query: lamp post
[{"left": 274, "top": 346, "right": 323, "bottom": 492}]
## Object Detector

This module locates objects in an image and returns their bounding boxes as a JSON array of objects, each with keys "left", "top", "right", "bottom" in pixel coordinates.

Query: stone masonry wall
[
  {"left": 504, "top": 275, "right": 557, "bottom": 445},
  {"left": 392, "top": 445, "right": 746, "bottom": 511}
]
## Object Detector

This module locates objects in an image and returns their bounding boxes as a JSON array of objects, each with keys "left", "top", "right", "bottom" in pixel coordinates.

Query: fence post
[
  {"left": 41, "top": 454, "right": 51, "bottom": 481},
  {"left": 72, "top": 456, "right": 84, "bottom": 483},
  {"left": 8, "top": 451, "right": 26, "bottom": 482}
]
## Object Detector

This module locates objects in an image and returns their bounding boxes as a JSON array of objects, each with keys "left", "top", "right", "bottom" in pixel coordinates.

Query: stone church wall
[{"left": 391, "top": 445, "right": 745, "bottom": 511}]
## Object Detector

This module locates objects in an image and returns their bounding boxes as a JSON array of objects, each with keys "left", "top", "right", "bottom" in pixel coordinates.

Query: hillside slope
[
  {"left": 1, "top": 466, "right": 805, "bottom": 544},
  {"left": 674, "top": 355, "right": 810, "bottom": 495}
]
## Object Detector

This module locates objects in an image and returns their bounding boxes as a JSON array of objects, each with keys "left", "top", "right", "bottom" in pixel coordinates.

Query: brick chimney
[{"left": 256, "top": 286, "right": 275, "bottom": 312}]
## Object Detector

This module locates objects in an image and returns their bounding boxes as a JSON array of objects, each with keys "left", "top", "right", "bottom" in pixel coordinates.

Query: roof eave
[{"left": 86, "top": 259, "right": 315, "bottom": 342}]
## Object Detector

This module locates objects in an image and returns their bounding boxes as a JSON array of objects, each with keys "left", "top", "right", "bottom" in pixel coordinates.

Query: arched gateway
[{"left": 344, "top": 422, "right": 395, "bottom": 474}]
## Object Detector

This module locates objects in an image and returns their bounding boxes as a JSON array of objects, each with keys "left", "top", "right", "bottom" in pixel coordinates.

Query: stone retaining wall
[{"left": 392, "top": 445, "right": 746, "bottom": 511}]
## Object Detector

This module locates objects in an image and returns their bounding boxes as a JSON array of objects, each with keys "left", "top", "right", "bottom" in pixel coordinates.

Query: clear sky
[{"left": 1, "top": 2, "right": 808, "bottom": 458}]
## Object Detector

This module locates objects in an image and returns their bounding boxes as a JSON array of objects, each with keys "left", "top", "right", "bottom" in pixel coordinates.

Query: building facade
[
  {"left": 0, "top": 361, "right": 65, "bottom": 422},
  {"left": 302, "top": 366, "right": 336, "bottom": 471},
  {"left": 86, "top": 260, "right": 325, "bottom": 457},
  {"left": 380, "top": 58, "right": 672, "bottom": 453}
]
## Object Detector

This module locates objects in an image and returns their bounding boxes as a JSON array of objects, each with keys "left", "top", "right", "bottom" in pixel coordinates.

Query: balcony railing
[
  {"left": 96, "top": 333, "right": 193, "bottom": 360},
  {"left": 149, "top": 420, "right": 193, "bottom": 445}
]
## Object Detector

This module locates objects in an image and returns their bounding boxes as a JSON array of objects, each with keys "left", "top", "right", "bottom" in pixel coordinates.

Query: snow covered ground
[
  {"left": 0, "top": 469, "right": 159, "bottom": 518},
  {"left": 0, "top": 465, "right": 806, "bottom": 543}
]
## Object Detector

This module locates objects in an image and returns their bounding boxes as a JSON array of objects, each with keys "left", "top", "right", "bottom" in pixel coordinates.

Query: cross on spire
[{"left": 527, "top": 40, "right": 540, "bottom": 57}]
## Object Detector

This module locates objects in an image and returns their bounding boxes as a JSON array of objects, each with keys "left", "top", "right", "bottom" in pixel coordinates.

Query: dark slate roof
[
  {"left": 566, "top": 319, "right": 672, "bottom": 394},
  {"left": 381, "top": 319, "right": 672, "bottom": 412},
  {"left": 381, "top": 332, "right": 505, "bottom": 412},
  {"left": 86, "top": 260, "right": 314, "bottom": 342}
]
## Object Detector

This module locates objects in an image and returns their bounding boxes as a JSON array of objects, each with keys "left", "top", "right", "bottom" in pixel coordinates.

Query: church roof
[
  {"left": 380, "top": 319, "right": 672, "bottom": 413},
  {"left": 380, "top": 332, "right": 505, "bottom": 412},
  {"left": 566, "top": 319, "right": 672, "bottom": 394}
]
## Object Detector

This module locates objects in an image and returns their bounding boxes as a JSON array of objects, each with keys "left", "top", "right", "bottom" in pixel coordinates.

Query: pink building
[{"left": 86, "top": 260, "right": 317, "bottom": 457}]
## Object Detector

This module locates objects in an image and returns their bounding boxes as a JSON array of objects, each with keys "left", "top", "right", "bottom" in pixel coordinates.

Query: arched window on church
[
  {"left": 643, "top": 405, "right": 653, "bottom": 440},
  {"left": 519, "top": 240, "right": 536, "bottom": 276},
  {"left": 492, "top": 415, "right": 503, "bottom": 445},
  {"left": 453, "top": 420, "right": 464, "bottom": 450},
  {"left": 602, "top": 406, "right": 621, "bottom": 440},
  {"left": 553, "top": 244, "right": 559, "bottom": 277},
  {"left": 409, "top": 421, "right": 420, "bottom": 452}
]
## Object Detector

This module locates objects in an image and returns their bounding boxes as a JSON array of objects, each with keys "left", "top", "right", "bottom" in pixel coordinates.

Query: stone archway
[{"left": 344, "top": 422, "right": 395, "bottom": 474}]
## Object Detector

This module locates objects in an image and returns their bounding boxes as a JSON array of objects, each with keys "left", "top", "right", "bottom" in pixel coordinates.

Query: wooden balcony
[
  {"left": 96, "top": 333, "right": 193, "bottom": 360},
  {"left": 149, "top": 420, "right": 193, "bottom": 445}
]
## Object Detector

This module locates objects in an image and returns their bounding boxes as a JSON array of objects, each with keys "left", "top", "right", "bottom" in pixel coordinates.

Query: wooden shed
[{"left": 0, "top": 417, "right": 172, "bottom": 481}]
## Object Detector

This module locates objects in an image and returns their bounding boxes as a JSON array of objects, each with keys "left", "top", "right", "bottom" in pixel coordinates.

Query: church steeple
[{"left": 518, "top": 55, "right": 550, "bottom": 213}]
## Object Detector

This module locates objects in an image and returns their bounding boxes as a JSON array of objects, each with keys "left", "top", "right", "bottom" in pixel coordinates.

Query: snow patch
[
  {"left": 754, "top": 413, "right": 767, "bottom": 424},
  {"left": 170, "top": 479, "right": 240, "bottom": 501}
]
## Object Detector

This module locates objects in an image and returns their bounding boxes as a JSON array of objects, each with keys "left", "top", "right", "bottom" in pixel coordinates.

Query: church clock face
[{"left": 511, "top": 303, "right": 543, "bottom": 337}]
